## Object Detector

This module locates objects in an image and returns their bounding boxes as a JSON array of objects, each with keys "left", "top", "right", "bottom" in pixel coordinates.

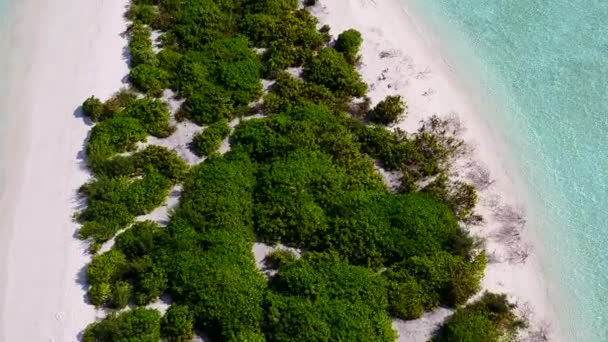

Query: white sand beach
[
  {"left": 0, "top": 0, "right": 558, "bottom": 340},
  {"left": 0, "top": 0, "right": 128, "bottom": 340}
]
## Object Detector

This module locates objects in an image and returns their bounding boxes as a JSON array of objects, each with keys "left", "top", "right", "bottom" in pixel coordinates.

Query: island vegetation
[{"left": 76, "top": 0, "right": 524, "bottom": 341}]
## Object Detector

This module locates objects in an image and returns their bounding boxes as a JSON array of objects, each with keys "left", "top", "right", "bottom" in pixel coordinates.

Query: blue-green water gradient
[{"left": 407, "top": 0, "right": 608, "bottom": 340}]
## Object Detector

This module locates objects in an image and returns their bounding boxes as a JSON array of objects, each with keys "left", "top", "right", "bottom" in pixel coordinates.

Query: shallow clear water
[{"left": 408, "top": 0, "right": 608, "bottom": 340}]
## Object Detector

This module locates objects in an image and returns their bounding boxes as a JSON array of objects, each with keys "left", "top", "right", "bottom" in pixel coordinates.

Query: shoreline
[
  {"left": 312, "top": 0, "right": 559, "bottom": 340},
  {"left": 0, "top": 0, "right": 129, "bottom": 340}
]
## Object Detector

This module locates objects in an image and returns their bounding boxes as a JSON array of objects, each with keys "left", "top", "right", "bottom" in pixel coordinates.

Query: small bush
[
  {"left": 192, "top": 120, "right": 231, "bottom": 157},
  {"left": 335, "top": 29, "right": 363, "bottom": 64},
  {"left": 264, "top": 249, "right": 297, "bottom": 270},
  {"left": 432, "top": 292, "right": 525, "bottom": 342},
  {"left": 161, "top": 305, "right": 195, "bottom": 341},
  {"left": 87, "top": 250, "right": 128, "bottom": 306},
  {"left": 127, "top": 5, "right": 158, "bottom": 26},
  {"left": 130, "top": 64, "right": 171, "bottom": 97},
  {"left": 180, "top": 85, "right": 234, "bottom": 125},
  {"left": 111, "top": 281, "right": 133, "bottom": 309},
  {"left": 115, "top": 221, "right": 163, "bottom": 258},
  {"left": 86, "top": 116, "right": 147, "bottom": 170},
  {"left": 368, "top": 95, "right": 406, "bottom": 125},
  {"left": 83, "top": 308, "right": 161, "bottom": 342},
  {"left": 303, "top": 48, "right": 367, "bottom": 98},
  {"left": 131, "top": 145, "right": 188, "bottom": 183},
  {"left": 157, "top": 48, "right": 183, "bottom": 82},
  {"left": 102, "top": 88, "right": 139, "bottom": 118},
  {"left": 122, "top": 98, "right": 173, "bottom": 137},
  {"left": 82, "top": 96, "right": 105, "bottom": 122},
  {"left": 129, "top": 22, "right": 157, "bottom": 67}
]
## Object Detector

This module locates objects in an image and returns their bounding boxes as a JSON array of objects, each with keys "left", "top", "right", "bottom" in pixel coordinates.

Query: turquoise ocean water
[{"left": 407, "top": 0, "right": 608, "bottom": 340}]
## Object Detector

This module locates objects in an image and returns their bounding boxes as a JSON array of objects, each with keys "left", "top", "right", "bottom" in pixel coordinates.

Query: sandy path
[{"left": 0, "top": 0, "right": 128, "bottom": 340}]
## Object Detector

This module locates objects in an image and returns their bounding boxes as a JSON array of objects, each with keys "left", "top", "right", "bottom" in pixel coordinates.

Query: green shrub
[
  {"left": 166, "top": 244, "right": 267, "bottom": 340},
  {"left": 129, "top": 64, "right": 170, "bottom": 97},
  {"left": 368, "top": 95, "right": 407, "bottom": 125},
  {"left": 129, "top": 22, "right": 157, "bottom": 67},
  {"left": 422, "top": 174, "right": 479, "bottom": 222},
  {"left": 385, "top": 276, "right": 425, "bottom": 320},
  {"left": 161, "top": 305, "right": 195, "bottom": 341},
  {"left": 265, "top": 252, "right": 395, "bottom": 341},
  {"left": 87, "top": 250, "right": 128, "bottom": 306},
  {"left": 86, "top": 116, "right": 147, "bottom": 169},
  {"left": 82, "top": 96, "right": 105, "bottom": 122},
  {"left": 78, "top": 154, "right": 179, "bottom": 245},
  {"left": 174, "top": 53, "right": 211, "bottom": 97},
  {"left": 335, "top": 29, "right": 363, "bottom": 64},
  {"left": 221, "top": 58, "right": 263, "bottom": 105},
  {"left": 432, "top": 292, "right": 524, "bottom": 342},
  {"left": 260, "top": 40, "right": 297, "bottom": 78},
  {"left": 83, "top": 308, "right": 161, "bottom": 342},
  {"left": 166, "top": 0, "right": 243, "bottom": 50},
  {"left": 264, "top": 249, "right": 297, "bottom": 270},
  {"left": 115, "top": 221, "right": 162, "bottom": 258},
  {"left": 122, "top": 98, "right": 173, "bottom": 137},
  {"left": 78, "top": 201, "right": 134, "bottom": 244},
  {"left": 383, "top": 252, "right": 486, "bottom": 312},
  {"left": 111, "top": 281, "right": 133, "bottom": 309},
  {"left": 180, "top": 85, "right": 234, "bottom": 125},
  {"left": 97, "top": 145, "right": 187, "bottom": 182},
  {"left": 102, "top": 88, "right": 139, "bottom": 118},
  {"left": 124, "top": 170, "right": 172, "bottom": 215},
  {"left": 303, "top": 48, "right": 367, "bottom": 98},
  {"left": 157, "top": 48, "right": 183, "bottom": 83},
  {"left": 263, "top": 72, "right": 339, "bottom": 112},
  {"left": 271, "top": 252, "right": 389, "bottom": 311},
  {"left": 131, "top": 145, "right": 188, "bottom": 182},
  {"left": 131, "top": 256, "right": 168, "bottom": 305},
  {"left": 127, "top": 5, "right": 158, "bottom": 25},
  {"left": 192, "top": 119, "right": 231, "bottom": 157},
  {"left": 265, "top": 293, "right": 396, "bottom": 342}
]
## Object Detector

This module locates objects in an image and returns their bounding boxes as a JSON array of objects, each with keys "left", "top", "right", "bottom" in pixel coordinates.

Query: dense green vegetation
[
  {"left": 335, "top": 29, "right": 363, "bottom": 64},
  {"left": 266, "top": 252, "right": 396, "bottom": 341},
  {"left": 83, "top": 308, "right": 161, "bottom": 342},
  {"left": 191, "top": 119, "right": 231, "bottom": 157},
  {"left": 77, "top": 145, "right": 187, "bottom": 247},
  {"left": 368, "top": 95, "right": 407, "bottom": 125},
  {"left": 78, "top": 0, "right": 523, "bottom": 341},
  {"left": 432, "top": 292, "right": 525, "bottom": 342}
]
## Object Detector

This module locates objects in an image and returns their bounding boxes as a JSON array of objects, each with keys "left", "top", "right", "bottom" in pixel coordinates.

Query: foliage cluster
[
  {"left": 191, "top": 119, "right": 231, "bottom": 157},
  {"left": 83, "top": 94, "right": 174, "bottom": 170},
  {"left": 80, "top": 0, "right": 521, "bottom": 341},
  {"left": 265, "top": 252, "right": 396, "bottom": 341},
  {"left": 368, "top": 95, "right": 407, "bottom": 125},
  {"left": 78, "top": 145, "right": 187, "bottom": 246},
  {"left": 303, "top": 48, "right": 368, "bottom": 98},
  {"left": 175, "top": 36, "right": 263, "bottom": 124},
  {"left": 83, "top": 308, "right": 161, "bottom": 342},
  {"left": 432, "top": 292, "right": 525, "bottom": 342},
  {"left": 243, "top": 0, "right": 326, "bottom": 77},
  {"left": 335, "top": 29, "right": 363, "bottom": 64}
]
